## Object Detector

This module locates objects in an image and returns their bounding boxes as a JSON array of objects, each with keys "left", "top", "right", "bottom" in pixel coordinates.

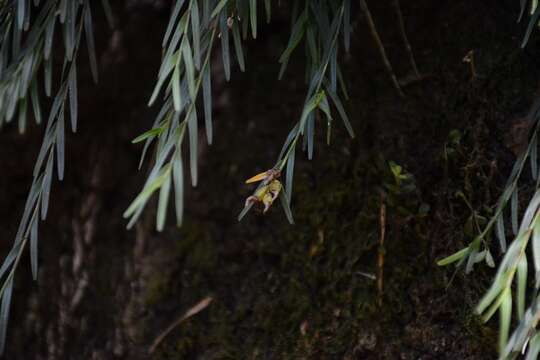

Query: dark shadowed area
[{"left": 0, "top": 0, "right": 538, "bottom": 358}]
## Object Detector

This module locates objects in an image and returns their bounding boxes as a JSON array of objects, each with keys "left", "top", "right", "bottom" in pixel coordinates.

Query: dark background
[{"left": 0, "top": 0, "right": 537, "bottom": 358}]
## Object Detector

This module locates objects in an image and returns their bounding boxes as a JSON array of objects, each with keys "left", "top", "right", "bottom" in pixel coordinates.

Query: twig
[
  {"left": 377, "top": 192, "right": 386, "bottom": 307},
  {"left": 462, "top": 50, "right": 477, "bottom": 80},
  {"left": 149, "top": 296, "right": 213, "bottom": 354},
  {"left": 359, "top": 0, "right": 405, "bottom": 97},
  {"left": 393, "top": 0, "right": 420, "bottom": 78}
]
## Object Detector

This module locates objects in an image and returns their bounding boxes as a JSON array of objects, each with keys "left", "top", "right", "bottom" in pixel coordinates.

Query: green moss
[{"left": 144, "top": 273, "right": 171, "bottom": 306}]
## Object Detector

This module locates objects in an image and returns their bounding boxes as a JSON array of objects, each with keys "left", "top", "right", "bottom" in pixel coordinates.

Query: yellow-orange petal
[{"left": 245, "top": 171, "right": 268, "bottom": 184}]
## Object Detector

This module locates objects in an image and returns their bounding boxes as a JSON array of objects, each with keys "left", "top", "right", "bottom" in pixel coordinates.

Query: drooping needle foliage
[
  {"left": 437, "top": 1, "right": 540, "bottom": 358},
  {"left": 0, "top": 0, "right": 112, "bottom": 353},
  {"left": 6, "top": 0, "right": 540, "bottom": 358},
  {"left": 127, "top": 0, "right": 355, "bottom": 230},
  {"left": 0, "top": 0, "right": 358, "bottom": 353}
]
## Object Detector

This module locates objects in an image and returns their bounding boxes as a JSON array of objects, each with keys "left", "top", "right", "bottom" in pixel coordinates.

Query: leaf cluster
[
  {"left": 0, "top": 0, "right": 111, "bottom": 353},
  {"left": 0, "top": 0, "right": 359, "bottom": 354},
  {"left": 437, "top": 2, "right": 540, "bottom": 357}
]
